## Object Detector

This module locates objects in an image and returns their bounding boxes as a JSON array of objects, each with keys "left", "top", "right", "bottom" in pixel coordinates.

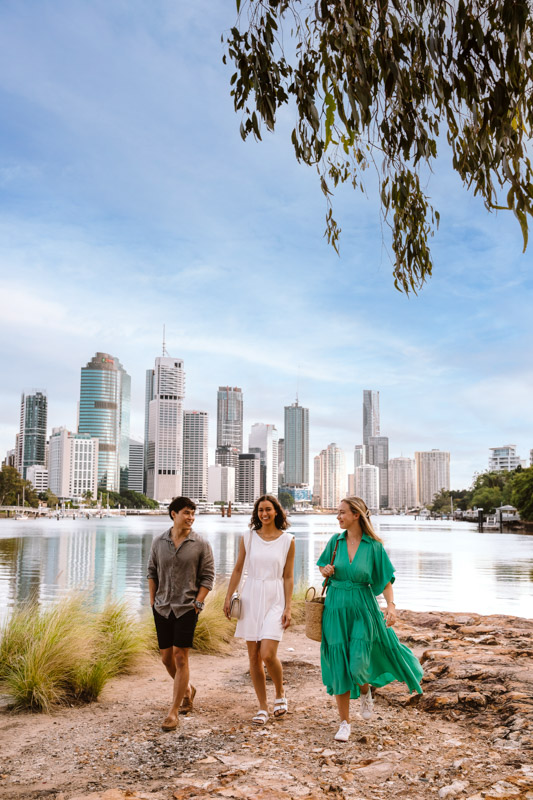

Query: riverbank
[{"left": 1, "top": 609, "right": 531, "bottom": 800}]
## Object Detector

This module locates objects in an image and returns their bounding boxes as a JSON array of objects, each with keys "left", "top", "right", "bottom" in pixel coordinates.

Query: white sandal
[
  {"left": 273, "top": 697, "right": 288, "bottom": 717},
  {"left": 252, "top": 709, "right": 269, "bottom": 725}
]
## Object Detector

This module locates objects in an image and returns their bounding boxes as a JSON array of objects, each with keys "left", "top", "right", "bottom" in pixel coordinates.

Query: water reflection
[{"left": 0, "top": 514, "right": 531, "bottom": 622}]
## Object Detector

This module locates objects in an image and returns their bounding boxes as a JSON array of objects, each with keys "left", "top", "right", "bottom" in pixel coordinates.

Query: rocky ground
[{"left": 0, "top": 610, "right": 531, "bottom": 800}]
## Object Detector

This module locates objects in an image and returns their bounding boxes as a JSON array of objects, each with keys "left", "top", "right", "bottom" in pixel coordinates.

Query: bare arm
[
  {"left": 282, "top": 539, "right": 295, "bottom": 629},
  {"left": 223, "top": 536, "right": 247, "bottom": 618},
  {"left": 382, "top": 581, "right": 397, "bottom": 626}
]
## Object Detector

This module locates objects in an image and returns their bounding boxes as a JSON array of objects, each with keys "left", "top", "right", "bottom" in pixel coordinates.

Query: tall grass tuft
[
  {"left": 0, "top": 595, "right": 148, "bottom": 711},
  {"left": 0, "top": 597, "right": 89, "bottom": 711},
  {"left": 291, "top": 580, "right": 308, "bottom": 625},
  {"left": 72, "top": 599, "right": 149, "bottom": 702},
  {"left": 193, "top": 584, "right": 236, "bottom": 655}
]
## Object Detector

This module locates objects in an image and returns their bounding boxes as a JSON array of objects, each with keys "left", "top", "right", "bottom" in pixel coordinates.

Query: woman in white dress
[{"left": 224, "top": 494, "right": 295, "bottom": 725}]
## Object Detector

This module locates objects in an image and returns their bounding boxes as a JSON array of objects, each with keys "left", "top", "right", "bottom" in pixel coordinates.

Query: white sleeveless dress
[{"left": 234, "top": 530, "right": 294, "bottom": 642}]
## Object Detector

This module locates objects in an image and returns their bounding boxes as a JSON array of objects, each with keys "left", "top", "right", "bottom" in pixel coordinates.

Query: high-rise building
[
  {"left": 207, "top": 464, "right": 235, "bottom": 504},
  {"left": 143, "top": 368, "right": 155, "bottom": 493},
  {"left": 78, "top": 353, "right": 130, "bottom": 492},
  {"left": 354, "top": 444, "right": 367, "bottom": 470},
  {"left": 145, "top": 356, "right": 185, "bottom": 504},
  {"left": 277, "top": 437, "right": 285, "bottom": 487},
  {"left": 313, "top": 454, "right": 322, "bottom": 504},
  {"left": 317, "top": 443, "right": 345, "bottom": 509},
  {"left": 248, "top": 423, "right": 279, "bottom": 495},
  {"left": 355, "top": 464, "right": 380, "bottom": 511},
  {"left": 488, "top": 445, "right": 521, "bottom": 472},
  {"left": 182, "top": 411, "right": 209, "bottom": 502},
  {"left": 284, "top": 400, "right": 309, "bottom": 486},
  {"left": 17, "top": 390, "right": 48, "bottom": 479},
  {"left": 415, "top": 450, "right": 450, "bottom": 507},
  {"left": 347, "top": 473, "right": 355, "bottom": 496},
  {"left": 367, "top": 436, "right": 389, "bottom": 508},
  {"left": 128, "top": 439, "right": 144, "bottom": 494},
  {"left": 216, "top": 387, "right": 243, "bottom": 467},
  {"left": 388, "top": 457, "right": 416, "bottom": 510},
  {"left": 2, "top": 448, "right": 16, "bottom": 469},
  {"left": 362, "top": 390, "right": 380, "bottom": 447},
  {"left": 237, "top": 453, "right": 261, "bottom": 503},
  {"left": 26, "top": 465, "right": 48, "bottom": 494},
  {"left": 48, "top": 426, "right": 99, "bottom": 500}
]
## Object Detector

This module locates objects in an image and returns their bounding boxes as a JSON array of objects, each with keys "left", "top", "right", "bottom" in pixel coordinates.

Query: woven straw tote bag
[{"left": 304, "top": 538, "right": 340, "bottom": 642}]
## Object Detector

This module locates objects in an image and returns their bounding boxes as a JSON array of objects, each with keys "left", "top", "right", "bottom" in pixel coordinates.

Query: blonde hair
[{"left": 341, "top": 496, "right": 383, "bottom": 543}]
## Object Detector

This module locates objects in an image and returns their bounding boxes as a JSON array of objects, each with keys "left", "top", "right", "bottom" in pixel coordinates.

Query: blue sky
[{"left": 0, "top": 0, "right": 531, "bottom": 489}]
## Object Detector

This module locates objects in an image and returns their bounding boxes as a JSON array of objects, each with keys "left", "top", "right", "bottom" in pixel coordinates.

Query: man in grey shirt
[{"left": 147, "top": 496, "right": 215, "bottom": 731}]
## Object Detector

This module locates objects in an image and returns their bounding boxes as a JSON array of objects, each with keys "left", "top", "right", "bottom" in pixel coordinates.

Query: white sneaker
[
  {"left": 334, "top": 720, "right": 351, "bottom": 741},
  {"left": 360, "top": 689, "right": 374, "bottom": 721}
]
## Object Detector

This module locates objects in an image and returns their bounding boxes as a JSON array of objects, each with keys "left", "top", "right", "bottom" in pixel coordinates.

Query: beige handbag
[
  {"left": 229, "top": 531, "right": 250, "bottom": 620},
  {"left": 229, "top": 591, "right": 242, "bottom": 619},
  {"left": 305, "top": 538, "right": 340, "bottom": 642}
]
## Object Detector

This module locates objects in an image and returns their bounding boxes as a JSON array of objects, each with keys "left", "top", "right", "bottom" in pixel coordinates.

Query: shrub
[{"left": 0, "top": 595, "right": 147, "bottom": 711}]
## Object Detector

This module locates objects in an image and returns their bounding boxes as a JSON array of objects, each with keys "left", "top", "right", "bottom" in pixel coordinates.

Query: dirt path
[{"left": 0, "top": 612, "right": 532, "bottom": 800}]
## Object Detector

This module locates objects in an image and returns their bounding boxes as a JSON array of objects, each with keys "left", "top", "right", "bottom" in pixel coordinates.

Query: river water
[{"left": 0, "top": 514, "right": 531, "bottom": 621}]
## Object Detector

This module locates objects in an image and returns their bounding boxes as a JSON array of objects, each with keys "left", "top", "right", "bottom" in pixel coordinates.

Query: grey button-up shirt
[{"left": 147, "top": 527, "right": 215, "bottom": 619}]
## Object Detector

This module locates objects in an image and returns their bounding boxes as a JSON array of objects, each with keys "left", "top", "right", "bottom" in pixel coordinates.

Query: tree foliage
[
  {"left": 0, "top": 466, "right": 39, "bottom": 508},
  {"left": 225, "top": 0, "right": 533, "bottom": 292},
  {"left": 278, "top": 491, "right": 295, "bottom": 510},
  {"left": 510, "top": 467, "right": 533, "bottom": 521},
  {"left": 105, "top": 490, "right": 159, "bottom": 510}
]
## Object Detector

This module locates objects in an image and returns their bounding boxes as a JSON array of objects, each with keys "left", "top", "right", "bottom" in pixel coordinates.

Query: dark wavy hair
[{"left": 249, "top": 494, "right": 290, "bottom": 531}]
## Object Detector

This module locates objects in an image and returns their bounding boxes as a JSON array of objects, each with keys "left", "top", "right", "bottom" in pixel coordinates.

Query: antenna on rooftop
[
  {"left": 162, "top": 324, "right": 169, "bottom": 357},
  {"left": 296, "top": 364, "right": 301, "bottom": 404}
]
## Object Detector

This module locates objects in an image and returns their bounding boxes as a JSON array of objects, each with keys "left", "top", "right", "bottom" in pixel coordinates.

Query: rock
[
  {"left": 438, "top": 780, "right": 469, "bottom": 798},
  {"left": 353, "top": 760, "right": 395, "bottom": 782}
]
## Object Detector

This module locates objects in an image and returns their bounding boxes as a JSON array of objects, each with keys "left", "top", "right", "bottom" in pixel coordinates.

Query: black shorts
[{"left": 152, "top": 607, "right": 198, "bottom": 650}]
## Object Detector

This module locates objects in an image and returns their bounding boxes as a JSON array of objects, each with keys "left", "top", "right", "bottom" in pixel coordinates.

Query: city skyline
[
  {"left": 1, "top": 353, "right": 531, "bottom": 494},
  {"left": 0, "top": 2, "right": 532, "bottom": 490}
]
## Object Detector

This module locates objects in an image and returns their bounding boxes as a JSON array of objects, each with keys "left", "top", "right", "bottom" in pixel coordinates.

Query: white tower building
[
  {"left": 182, "top": 411, "right": 209, "bottom": 502},
  {"left": 355, "top": 464, "right": 380, "bottom": 511},
  {"left": 48, "top": 427, "right": 98, "bottom": 500},
  {"left": 318, "top": 443, "right": 346, "bottom": 509},
  {"left": 248, "top": 423, "right": 279, "bottom": 495},
  {"left": 415, "top": 450, "right": 450, "bottom": 507},
  {"left": 146, "top": 356, "right": 185, "bottom": 504},
  {"left": 388, "top": 457, "right": 416, "bottom": 510}
]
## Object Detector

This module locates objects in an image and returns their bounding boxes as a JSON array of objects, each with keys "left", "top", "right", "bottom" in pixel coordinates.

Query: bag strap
[
  {"left": 321, "top": 537, "right": 340, "bottom": 596},
  {"left": 238, "top": 530, "right": 251, "bottom": 592}
]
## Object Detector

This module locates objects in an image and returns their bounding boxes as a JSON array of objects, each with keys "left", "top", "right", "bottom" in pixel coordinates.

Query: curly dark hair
[{"left": 249, "top": 494, "right": 290, "bottom": 531}]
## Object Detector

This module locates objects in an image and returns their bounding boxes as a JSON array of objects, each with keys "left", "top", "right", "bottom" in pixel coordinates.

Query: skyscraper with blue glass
[
  {"left": 78, "top": 353, "right": 131, "bottom": 492},
  {"left": 17, "top": 390, "right": 48, "bottom": 479}
]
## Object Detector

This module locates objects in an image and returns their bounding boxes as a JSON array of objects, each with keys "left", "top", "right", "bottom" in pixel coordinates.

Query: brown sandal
[{"left": 179, "top": 684, "right": 196, "bottom": 714}]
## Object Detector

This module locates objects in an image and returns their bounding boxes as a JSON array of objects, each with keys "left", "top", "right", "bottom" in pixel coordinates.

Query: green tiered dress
[{"left": 317, "top": 531, "right": 423, "bottom": 699}]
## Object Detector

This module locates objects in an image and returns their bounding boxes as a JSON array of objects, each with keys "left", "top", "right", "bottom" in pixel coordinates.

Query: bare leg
[
  {"left": 160, "top": 648, "right": 193, "bottom": 703},
  {"left": 247, "top": 641, "right": 268, "bottom": 711},
  {"left": 163, "top": 647, "right": 190, "bottom": 726},
  {"left": 359, "top": 683, "right": 369, "bottom": 694},
  {"left": 260, "top": 639, "right": 284, "bottom": 699},
  {"left": 335, "top": 690, "right": 350, "bottom": 722},
  {"left": 160, "top": 647, "right": 175, "bottom": 679}
]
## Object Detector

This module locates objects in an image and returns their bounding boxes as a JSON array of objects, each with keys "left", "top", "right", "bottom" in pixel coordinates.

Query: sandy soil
[{"left": 0, "top": 611, "right": 532, "bottom": 800}]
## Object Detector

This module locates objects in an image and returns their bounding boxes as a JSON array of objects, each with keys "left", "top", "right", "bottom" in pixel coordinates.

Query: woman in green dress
[{"left": 317, "top": 496, "right": 423, "bottom": 742}]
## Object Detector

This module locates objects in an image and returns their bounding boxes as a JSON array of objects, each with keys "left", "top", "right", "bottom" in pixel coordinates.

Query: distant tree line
[
  {"left": 430, "top": 467, "right": 533, "bottom": 521},
  {"left": 0, "top": 466, "right": 159, "bottom": 511}
]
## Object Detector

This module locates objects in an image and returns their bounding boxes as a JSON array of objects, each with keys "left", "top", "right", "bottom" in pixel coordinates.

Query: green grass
[
  {"left": 0, "top": 595, "right": 148, "bottom": 711},
  {"left": 291, "top": 580, "right": 309, "bottom": 626}
]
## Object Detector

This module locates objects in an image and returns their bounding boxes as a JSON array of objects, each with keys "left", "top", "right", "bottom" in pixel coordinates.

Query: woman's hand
[
  {"left": 320, "top": 564, "right": 335, "bottom": 578},
  {"left": 384, "top": 603, "right": 397, "bottom": 627},
  {"left": 223, "top": 596, "right": 231, "bottom": 619},
  {"left": 282, "top": 607, "right": 292, "bottom": 629}
]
